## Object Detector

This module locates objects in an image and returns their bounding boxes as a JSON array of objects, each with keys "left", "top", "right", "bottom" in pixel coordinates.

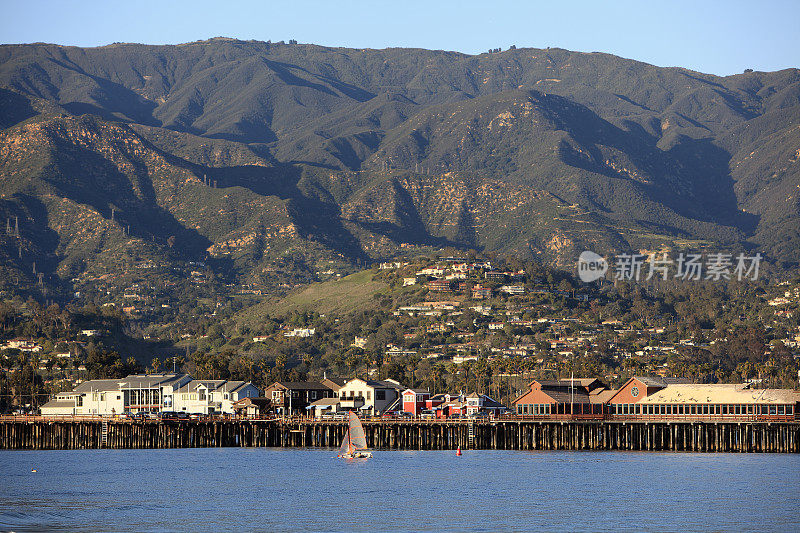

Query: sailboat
[{"left": 338, "top": 411, "right": 373, "bottom": 459}]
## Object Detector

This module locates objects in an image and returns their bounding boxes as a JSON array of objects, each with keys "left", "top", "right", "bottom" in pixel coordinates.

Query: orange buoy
[{"left": 456, "top": 447, "right": 462, "bottom": 456}]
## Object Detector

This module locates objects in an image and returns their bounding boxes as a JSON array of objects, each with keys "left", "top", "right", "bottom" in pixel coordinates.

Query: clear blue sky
[{"left": 1, "top": 0, "right": 798, "bottom": 76}]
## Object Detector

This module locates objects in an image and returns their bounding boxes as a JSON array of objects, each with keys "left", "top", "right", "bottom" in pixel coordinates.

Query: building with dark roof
[
  {"left": 512, "top": 378, "right": 609, "bottom": 416},
  {"left": 263, "top": 381, "right": 335, "bottom": 415}
]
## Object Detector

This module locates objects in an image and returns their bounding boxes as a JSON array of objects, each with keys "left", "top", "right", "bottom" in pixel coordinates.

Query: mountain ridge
[{"left": 0, "top": 39, "right": 798, "bottom": 297}]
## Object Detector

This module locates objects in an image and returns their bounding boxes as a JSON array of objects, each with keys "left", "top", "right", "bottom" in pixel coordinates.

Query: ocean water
[{"left": 1, "top": 448, "right": 798, "bottom": 532}]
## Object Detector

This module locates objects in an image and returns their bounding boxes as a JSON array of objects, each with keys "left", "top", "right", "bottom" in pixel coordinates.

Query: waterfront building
[
  {"left": 307, "top": 397, "right": 344, "bottom": 417},
  {"left": 436, "top": 392, "right": 505, "bottom": 417},
  {"left": 337, "top": 378, "right": 403, "bottom": 416},
  {"left": 263, "top": 381, "right": 335, "bottom": 416},
  {"left": 232, "top": 397, "right": 272, "bottom": 417},
  {"left": 636, "top": 384, "right": 800, "bottom": 418},
  {"left": 512, "top": 378, "right": 609, "bottom": 416},
  {"left": 402, "top": 389, "right": 430, "bottom": 416},
  {"left": 173, "top": 380, "right": 260, "bottom": 415},
  {"left": 40, "top": 373, "right": 193, "bottom": 416},
  {"left": 606, "top": 376, "right": 691, "bottom": 415}
]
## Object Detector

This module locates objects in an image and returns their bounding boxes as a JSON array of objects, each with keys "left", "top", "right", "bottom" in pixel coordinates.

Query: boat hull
[{"left": 338, "top": 451, "right": 373, "bottom": 459}]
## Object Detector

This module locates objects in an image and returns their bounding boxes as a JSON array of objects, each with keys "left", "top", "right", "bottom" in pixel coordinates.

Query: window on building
[
  {"left": 366, "top": 391, "right": 371, "bottom": 400},
  {"left": 777, "top": 405, "right": 785, "bottom": 415},
  {"left": 787, "top": 405, "right": 793, "bottom": 415},
  {"left": 376, "top": 390, "right": 385, "bottom": 401}
]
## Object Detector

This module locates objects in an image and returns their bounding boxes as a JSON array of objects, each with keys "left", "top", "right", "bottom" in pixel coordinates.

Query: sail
[
  {"left": 348, "top": 411, "right": 368, "bottom": 450},
  {"left": 339, "top": 428, "right": 353, "bottom": 455}
]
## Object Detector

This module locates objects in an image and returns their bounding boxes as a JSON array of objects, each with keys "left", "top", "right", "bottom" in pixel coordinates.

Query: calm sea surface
[{"left": 1, "top": 448, "right": 798, "bottom": 532}]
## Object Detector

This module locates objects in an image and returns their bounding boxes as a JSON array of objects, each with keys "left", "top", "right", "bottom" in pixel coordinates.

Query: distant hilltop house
[
  {"left": 351, "top": 336, "right": 368, "bottom": 349},
  {"left": 416, "top": 266, "right": 445, "bottom": 277},
  {"left": 426, "top": 279, "right": 453, "bottom": 292},
  {"left": 471, "top": 286, "right": 493, "bottom": 300},
  {"left": 39, "top": 373, "right": 259, "bottom": 416},
  {"left": 283, "top": 328, "right": 315, "bottom": 337},
  {"left": 1, "top": 339, "right": 42, "bottom": 352},
  {"left": 378, "top": 261, "right": 408, "bottom": 269},
  {"left": 484, "top": 271, "right": 507, "bottom": 281},
  {"left": 499, "top": 284, "right": 525, "bottom": 295}
]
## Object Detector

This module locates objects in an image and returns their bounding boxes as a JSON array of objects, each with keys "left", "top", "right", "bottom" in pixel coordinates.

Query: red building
[
  {"left": 606, "top": 376, "right": 690, "bottom": 415},
  {"left": 512, "top": 378, "right": 610, "bottom": 416},
  {"left": 402, "top": 389, "right": 430, "bottom": 416}
]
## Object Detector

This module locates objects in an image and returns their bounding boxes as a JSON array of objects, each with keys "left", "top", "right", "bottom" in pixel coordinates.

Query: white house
[
  {"left": 173, "top": 380, "right": 260, "bottom": 414},
  {"left": 39, "top": 373, "right": 259, "bottom": 416},
  {"left": 284, "top": 328, "right": 315, "bottom": 338},
  {"left": 337, "top": 378, "right": 403, "bottom": 415}
]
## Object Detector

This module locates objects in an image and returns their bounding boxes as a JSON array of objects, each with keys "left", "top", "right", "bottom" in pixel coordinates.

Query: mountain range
[{"left": 0, "top": 37, "right": 798, "bottom": 295}]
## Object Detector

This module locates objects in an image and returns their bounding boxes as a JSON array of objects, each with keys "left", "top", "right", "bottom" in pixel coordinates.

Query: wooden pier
[{"left": 1, "top": 418, "right": 799, "bottom": 453}]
